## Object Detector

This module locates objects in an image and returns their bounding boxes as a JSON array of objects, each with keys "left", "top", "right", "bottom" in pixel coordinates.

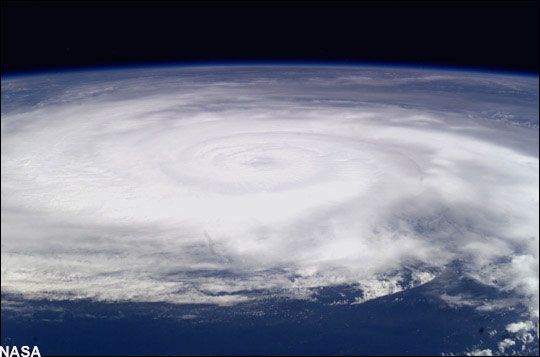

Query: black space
[{"left": 1, "top": 0, "right": 539, "bottom": 74}]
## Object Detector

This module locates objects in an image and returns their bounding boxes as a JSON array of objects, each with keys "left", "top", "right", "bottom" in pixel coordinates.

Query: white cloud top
[{"left": 1, "top": 67, "right": 538, "bottom": 321}]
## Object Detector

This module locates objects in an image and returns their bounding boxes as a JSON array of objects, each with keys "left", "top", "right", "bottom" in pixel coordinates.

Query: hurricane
[{"left": 1, "top": 65, "right": 538, "bottom": 354}]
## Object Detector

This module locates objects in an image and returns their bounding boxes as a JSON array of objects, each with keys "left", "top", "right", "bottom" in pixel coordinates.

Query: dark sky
[{"left": 1, "top": 0, "right": 539, "bottom": 74}]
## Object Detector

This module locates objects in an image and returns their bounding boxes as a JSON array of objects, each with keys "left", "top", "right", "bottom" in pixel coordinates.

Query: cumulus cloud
[
  {"left": 506, "top": 321, "right": 535, "bottom": 334},
  {"left": 1, "top": 66, "right": 538, "bottom": 320},
  {"left": 498, "top": 338, "right": 516, "bottom": 354},
  {"left": 466, "top": 348, "right": 493, "bottom": 356}
]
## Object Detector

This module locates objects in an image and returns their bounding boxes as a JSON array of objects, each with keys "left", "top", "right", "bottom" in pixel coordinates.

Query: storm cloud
[{"left": 1, "top": 66, "right": 538, "bottom": 333}]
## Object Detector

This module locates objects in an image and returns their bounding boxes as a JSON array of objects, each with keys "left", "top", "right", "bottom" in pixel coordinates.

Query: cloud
[
  {"left": 498, "top": 338, "right": 515, "bottom": 354},
  {"left": 1, "top": 66, "right": 538, "bottom": 320},
  {"left": 506, "top": 321, "right": 535, "bottom": 334},
  {"left": 466, "top": 348, "right": 493, "bottom": 356}
]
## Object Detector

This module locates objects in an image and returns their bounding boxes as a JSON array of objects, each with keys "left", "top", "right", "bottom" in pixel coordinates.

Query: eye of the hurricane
[
  {"left": 242, "top": 156, "right": 277, "bottom": 168},
  {"left": 156, "top": 132, "right": 422, "bottom": 197}
]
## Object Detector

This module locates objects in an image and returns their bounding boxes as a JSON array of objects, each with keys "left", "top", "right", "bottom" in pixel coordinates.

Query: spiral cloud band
[{"left": 1, "top": 67, "right": 538, "bottom": 329}]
